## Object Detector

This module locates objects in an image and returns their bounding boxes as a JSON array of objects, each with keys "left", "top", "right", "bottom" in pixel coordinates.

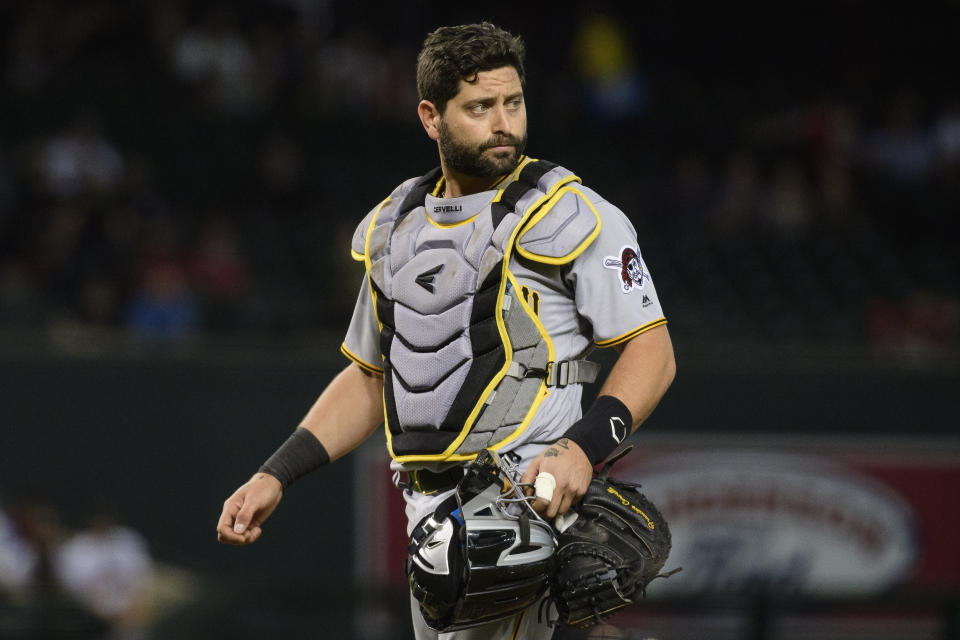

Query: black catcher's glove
[{"left": 547, "top": 447, "right": 679, "bottom": 628}]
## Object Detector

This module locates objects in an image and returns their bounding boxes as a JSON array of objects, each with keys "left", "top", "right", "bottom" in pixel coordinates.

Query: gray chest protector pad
[{"left": 351, "top": 159, "right": 601, "bottom": 464}]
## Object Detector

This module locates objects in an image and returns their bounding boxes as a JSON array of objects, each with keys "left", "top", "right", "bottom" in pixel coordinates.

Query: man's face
[{"left": 437, "top": 66, "right": 527, "bottom": 178}]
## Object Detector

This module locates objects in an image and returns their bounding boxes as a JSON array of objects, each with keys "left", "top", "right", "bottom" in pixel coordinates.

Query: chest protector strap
[{"left": 365, "top": 159, "right": 596, "bottom": 463}]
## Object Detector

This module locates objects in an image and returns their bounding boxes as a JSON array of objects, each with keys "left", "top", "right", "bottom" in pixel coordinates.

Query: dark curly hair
[{"left": 416, "top": 22, "right": 526, "bottom": 114}]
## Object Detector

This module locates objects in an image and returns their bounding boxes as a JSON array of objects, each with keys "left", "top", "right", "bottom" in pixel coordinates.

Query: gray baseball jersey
[
  {"left": 342, "top": 163, "right": 667, "bottom": 640},
  {"left": 342, "top": 167, "right": 666, "bottom": 475}
]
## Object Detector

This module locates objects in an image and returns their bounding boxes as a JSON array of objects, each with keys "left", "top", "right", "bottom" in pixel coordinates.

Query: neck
[{"left": 439, "top": 162, "right": 508, "bottom": 198}]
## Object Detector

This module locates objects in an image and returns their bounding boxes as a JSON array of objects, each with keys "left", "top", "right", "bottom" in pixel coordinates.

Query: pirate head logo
[{"left": 603, "top": 246, "right": 649, "bottom": 293}]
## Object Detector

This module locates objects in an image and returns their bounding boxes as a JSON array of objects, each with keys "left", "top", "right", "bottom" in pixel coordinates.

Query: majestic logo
[
  {"left": 610, "top": 416, "right": 627, "bottom": 444},
  {"left": 415, "top": 264, "right": 444, "bottom": 293},
  {"left": 433, "top": 205, "right": 462, "bottom": 214},
  {"left": 603, "top": 246, "right": 649, "bottom": 293},
  {"left": 642, "top": 294, "right": 653, "bottom": 308}
]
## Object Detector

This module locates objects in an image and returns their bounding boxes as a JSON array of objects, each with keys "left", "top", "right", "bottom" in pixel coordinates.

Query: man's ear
[{"left": 418, "top": 100, "right": 441, "bottom": 141}]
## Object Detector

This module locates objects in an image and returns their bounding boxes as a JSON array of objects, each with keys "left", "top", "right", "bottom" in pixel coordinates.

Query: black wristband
[
  {"left": 563, "top": 395, "right": 633, "bottom": 465},
  {"left": 258, "top": 428, "right": 330, "bottom": 490}
]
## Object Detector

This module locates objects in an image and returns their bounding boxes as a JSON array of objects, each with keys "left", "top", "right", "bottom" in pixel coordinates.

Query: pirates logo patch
[{"left": 603, "top": 246, "right": 649, "bottom": 293}]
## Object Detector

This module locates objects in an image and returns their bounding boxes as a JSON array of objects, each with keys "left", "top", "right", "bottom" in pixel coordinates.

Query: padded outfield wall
[{"left": 0, "top": 336, "right": 957, "bottom": 638}]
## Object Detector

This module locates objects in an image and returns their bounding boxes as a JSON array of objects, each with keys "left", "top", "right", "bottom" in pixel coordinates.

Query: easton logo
[
  {"left": 433, "top": 205, "right": 462, "bottom": 214},
  {"left": 415, "top": 264, "right": 444, "bottom": 293}
]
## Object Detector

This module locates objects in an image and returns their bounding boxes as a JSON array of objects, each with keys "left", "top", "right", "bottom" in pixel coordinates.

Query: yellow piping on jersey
[
  {"left": 490, "top": 156, "right": 537, "bottom": 203},
  {"left": 424, "top": 210, "right": 481, "bottom": 229},
  {"left": 491, "top": 155, "right": 528, "bottom": 190},
  {"left": 340, "top": 343, "right": 383, "bottom": 374},
  {"left": 515, "top": 185, "right": 602, "bottom": 265},
  {"left": 424, "top": 158, "right": 532, "bottom": 229},
  {"left": 431, "top": 155, "right": 527, "bottom": 199},
  {"left": 594, "top": 317, "right": 668, "bottom": 348},
  {"left": 510, "top": 610, "right": 526, "bottom": 640},
  {"left": 479, "top": 270, "right": 555, "bottom": 455},
  {"left": 387, "top": 159, "right": 573, "bottom": 464},
  {"left": 361, "top": 196, "right": 393, "bottom": 432}
]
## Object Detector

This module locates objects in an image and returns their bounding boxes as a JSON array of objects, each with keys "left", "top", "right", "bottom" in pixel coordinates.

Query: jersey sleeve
[
  {"left": 340, "top": 275, "right": 383, "bottom": 374},
  {"left": 566, "top": 192, "right": 667, "bottom": 347}
]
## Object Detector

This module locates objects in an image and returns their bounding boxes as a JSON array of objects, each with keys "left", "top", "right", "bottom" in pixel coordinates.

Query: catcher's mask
[{"left": 406, "top": 450, "right": 556, "bottom": 632}]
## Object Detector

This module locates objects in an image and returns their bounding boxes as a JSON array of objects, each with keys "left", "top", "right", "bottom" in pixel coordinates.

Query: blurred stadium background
[{"left": 0, "top": 1, "right": 957, "bottom": 639}]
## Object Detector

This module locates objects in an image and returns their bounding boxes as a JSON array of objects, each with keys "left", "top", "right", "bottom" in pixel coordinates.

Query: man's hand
[
  {"left": 519, "top": 438, "right": 593, "bottom": 518},
  {"left": 216, "top": 473, "right": 283, "bottom": 545}
]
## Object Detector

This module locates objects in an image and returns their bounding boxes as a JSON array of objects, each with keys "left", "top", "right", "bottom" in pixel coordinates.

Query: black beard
[{"left": 438, "top": 120, "right": 527, "bottom": 179}]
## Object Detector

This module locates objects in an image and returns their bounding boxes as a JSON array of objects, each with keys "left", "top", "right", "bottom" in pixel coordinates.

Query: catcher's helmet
[{"left": 406, "top": 450, "right": 556, "bottom": 632}]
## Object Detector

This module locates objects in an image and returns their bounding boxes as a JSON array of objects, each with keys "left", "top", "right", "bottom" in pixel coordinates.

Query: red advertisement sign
[{"left": 356, "top": 436, "right": 960, "bottom": 597}]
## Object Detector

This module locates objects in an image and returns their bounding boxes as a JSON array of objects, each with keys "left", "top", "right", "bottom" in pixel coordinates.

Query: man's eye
[
  {"left": 508, "top": 99, "right": 523, "bottom": 109},
  {"left": 471, "top": 104, "right": 487, "bottom": 113}
]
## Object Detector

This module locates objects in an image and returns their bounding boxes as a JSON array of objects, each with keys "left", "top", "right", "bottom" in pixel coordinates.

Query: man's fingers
[
  {"left": 216, "top": 517, "right": 238, "bottom": 540},
  {"left": 216, "top": 494, "right": 245, "bottom": 542},
  {"left": 217, "top": 487, "right": 256, "bottom": 541},
  {"left": 519, "top": 460, "right": 540, "bottom": 495},
  {"left": 554, "top": 492, "right": 574, "bottom": 519},
  {"left": 534, "top": 472, "right": 556, "bottom": 503},
  {"left": 217, "top": 527, "right": 246, "bottom": 545},
  {"left": 546, "top": 489, "right": 571, "bottom": 519},
  {"left": 233, "top": 502, "right": 257, "bottom": 534},
  {"left": 545, "top": 493, "right": 559, "bottom": 518},
  {"left": 531, "top": 496, "right": 550, "bottom": 515},
  {"left": 217, "top": 476, "right": 282, "bottom": 546},
  {"left": 217, "top": 521, "right": 262, "bottom": 545},
  {"left": 217, "top": 497, "right": 241, "bottom": 531}
]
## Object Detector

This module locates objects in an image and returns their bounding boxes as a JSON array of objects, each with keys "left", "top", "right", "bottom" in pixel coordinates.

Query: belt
[{"left": 404, "top": 466, "right": 465, "bottom": 495}]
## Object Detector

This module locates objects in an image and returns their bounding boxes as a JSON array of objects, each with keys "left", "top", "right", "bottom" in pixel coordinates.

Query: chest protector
[{"left": 353, "top": 158, "right": 601, "bottom": 463}]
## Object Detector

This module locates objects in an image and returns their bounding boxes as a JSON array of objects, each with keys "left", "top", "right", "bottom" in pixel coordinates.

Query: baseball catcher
[
  {"left": 545, "top": 447, "right": 679, "bottom": 628},
  {"left": 217, "top": 21, "right": 678, "bottom": 640}
]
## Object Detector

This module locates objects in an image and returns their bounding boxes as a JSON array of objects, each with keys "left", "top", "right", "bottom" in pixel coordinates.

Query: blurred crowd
[
  {"left": 1, "top": 4, "right": 957, "bottom": 637},
  {"left": 0, "top": 1, "right": 957, "bottom": 349},
  {"left": 1, "top": 493, "right": 157, "bottom": 638}
]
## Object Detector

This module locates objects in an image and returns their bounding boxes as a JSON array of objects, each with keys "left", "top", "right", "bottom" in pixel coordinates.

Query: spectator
[
  {"left": 54, "top": 500, "right": 155, "bottom": 637},
  {"left": 570, "top": 11, "right": 648, "bottom": 122},
  {"left": 171, "top": 5, "right": 256, "bottom": 113},
  {"left": 0, "top": 501, "right": 35, "bottom": 600},
  {"left": 259, "top": 131, "right": 305, "bottom": 206},
  {"left": 661, "top": 151, "right": 715, "bottom": 234},
  {"left": 124, "top": 219, "right": 199, "bottom": 340},
  {"left": 313, "top": 28, "right": 385, "bottom": 113},
  {"left": 932, "top": 98, "right": 960, "bottom": 166},
  {"left": 711, "top": 151, "right": 761, "bottom": 238},
  {"left": 189, "top": 217, "right": 250, "bottom": 330},
  {"left": 32, "top": 115, "right": 125, "bottom": 200},
  {"left": 762, "top": 158, "right": 813, "bottom": 238},
  {"left": 864, "top": 91, "right": 934, "bottom": 187}
]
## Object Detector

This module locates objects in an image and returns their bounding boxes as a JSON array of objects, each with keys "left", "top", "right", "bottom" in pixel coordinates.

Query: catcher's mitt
[{"left": 547, "top": 447, "right": 679, "bottom": 628}]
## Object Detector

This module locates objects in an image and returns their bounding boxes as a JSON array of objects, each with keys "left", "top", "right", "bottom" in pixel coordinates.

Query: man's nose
[{"left": 491, "top": 105, "right": 512, "bottom": 135}]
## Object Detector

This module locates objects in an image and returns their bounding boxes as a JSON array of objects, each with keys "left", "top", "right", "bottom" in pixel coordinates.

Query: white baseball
[{"left": 534, "top": 471, "right": 556, "bottom": 503}]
